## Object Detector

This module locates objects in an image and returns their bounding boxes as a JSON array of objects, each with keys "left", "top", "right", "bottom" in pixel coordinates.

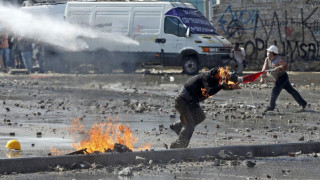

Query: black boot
[
  {"left": 170, "top": 127, "right": 193, "bottom": 149},
  {"left": 170, "top": 139, "right": 189, "bottom": 149},
  {"left": 170, "top": 122, "right": 182, "bottom": 136}
]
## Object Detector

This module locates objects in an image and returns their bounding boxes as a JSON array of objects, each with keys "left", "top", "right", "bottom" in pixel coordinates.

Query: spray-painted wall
[{"left": 212, "top": 0, "right": 320, "bottom": 71}]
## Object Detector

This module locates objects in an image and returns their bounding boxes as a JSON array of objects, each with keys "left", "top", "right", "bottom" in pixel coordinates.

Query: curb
[{"left": 1, "top": 142, "right": 319, "bottom": 174}]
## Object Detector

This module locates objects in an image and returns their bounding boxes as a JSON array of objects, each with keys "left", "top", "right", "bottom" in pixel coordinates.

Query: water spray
[{"left": 0, "top": 3, "right": 139, "bottom": 51}]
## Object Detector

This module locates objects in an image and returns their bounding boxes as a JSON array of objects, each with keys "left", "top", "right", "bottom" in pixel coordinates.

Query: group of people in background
[{"left": 0, "top": 30, "right": 46, "bottom": 73}]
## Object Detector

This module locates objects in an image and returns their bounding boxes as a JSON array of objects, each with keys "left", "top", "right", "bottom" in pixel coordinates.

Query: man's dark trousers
[
  {"left": 171, "top": 95, "right": 206, "bottom": 148},
  {"left": 269, "top": 73, "right": 307, "bottom": 109}
]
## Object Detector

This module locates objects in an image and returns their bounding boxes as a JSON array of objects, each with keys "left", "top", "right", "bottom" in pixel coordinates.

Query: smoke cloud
[{"left": 0, "top": 3, "right": 139, "bottom": 51}]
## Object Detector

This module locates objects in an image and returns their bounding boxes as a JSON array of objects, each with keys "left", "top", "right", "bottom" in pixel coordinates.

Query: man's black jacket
[{"left": 184, "top": 68, "right": 223, "bottom": 102}]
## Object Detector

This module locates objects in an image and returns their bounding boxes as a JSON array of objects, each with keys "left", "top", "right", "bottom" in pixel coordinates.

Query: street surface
[{"left": 0, "top": 69, "right": 319, "bottom": 179}]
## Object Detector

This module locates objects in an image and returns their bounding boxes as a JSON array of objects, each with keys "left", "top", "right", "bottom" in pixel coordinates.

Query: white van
[{"left": 63, "top": 1, "right": 233, "bottom": 74}]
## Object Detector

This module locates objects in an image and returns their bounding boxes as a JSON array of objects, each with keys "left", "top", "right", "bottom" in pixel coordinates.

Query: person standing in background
[
  {"left": 18, "top": 37, "right": 33, "bottom": 72},
  {"left": 0, "top": 30, "right": 10, "bottom": 70},
  {"left": 230, "top": 42, "right": 246, "bottom": 75}
]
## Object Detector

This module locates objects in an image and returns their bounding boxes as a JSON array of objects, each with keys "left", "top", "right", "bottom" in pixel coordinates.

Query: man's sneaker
[
  {"left": 296, "top": 103, "right": 307, "bottom": 113},
  {"left": 302, "top": 103, "right": 307, "bottom": 110},
  {"left": 264, "top": 106, "right": 274, "bottom": 112},
  {"left": 170, "top": 123, "right": 182, "bottom": 136}
]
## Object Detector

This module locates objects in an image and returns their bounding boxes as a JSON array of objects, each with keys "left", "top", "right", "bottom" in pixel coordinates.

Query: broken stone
[
  {"left": 272, "top": 134, "right": 278, "bottom": 138},
  {"left": 133, "top": 163, "right": 144, "bottom": 171},
  {"left": 70, "top": 163, "right": 81, "bottom": 170},
  {"left": 213, "top": 159, "right": 220, "bottom": 166},
  {"left": 267, "top": 174, "right": 271, "bottom": 178},
  {"left": 106, "top": 166, "right": 113, "bottom": 173},
  {"left": 246, "top": 160, "right": 256, "bottom": 167},
  {"left": 36, "top": 132, "right": 42, "bottom": 137},
  {"left": 228, "top": 160, "right": 239, "bottom": 166},
  {"left": 5, "top": 107, "right": 10, "bottom": 112},
  {"left": 217, "top": 150, "right": 235, "bottom": 160},
  {"left": 91, "top": 163, "right": 104, "bottom": 169},
  {"left": 298, "top": 136, "right": 304, "bottom": 141},
  {"left": 55, "top": 165, "right": 66, "bottom": 172},
  {"left": 170, "top": 114, "right": 176, "bottom": 118},
  {"left": 80, "top": 161, "right": 91, "bottom": 169},
  {"left": 9, "top": 132, "right": 15, "bottom": 136},
  {"left": 163, "top": 143, "right": 168, "bottom": 149},
  {"left": 159, "top": 125, "right": 164, "bottom": 132},
  {"left": 112, "top": 143, "right": 132, "bottom": 153},
  {"left": 169, "top": 159, "right": 176, "bottom": 164},
  {"left": 135, "top": 156, "right": 146, "bottom": 164},
  {"left": 118, "top": 167, "right": 133, "bottom": 176},
  {"left": 314, "top": 153, "right": 318, "bottom": 158},
  {"left": 288, "top": 152, "right": 296, "bottom": 157},
  {"left": 245, "top": 152, "right": 254, "bottom": 159}
]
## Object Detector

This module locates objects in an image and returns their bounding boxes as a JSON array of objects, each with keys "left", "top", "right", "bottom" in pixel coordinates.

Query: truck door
[
  {"left": 160, "top": 16, "right": 187, "bottom": 66},
  {"left": 130, "top": 6, "right": 164, "bottom": 64}
]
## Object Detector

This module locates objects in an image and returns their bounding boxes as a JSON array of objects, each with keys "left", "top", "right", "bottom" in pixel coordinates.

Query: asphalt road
[{"left": 0, "top": 70, "right": 319, "bottom": 179}]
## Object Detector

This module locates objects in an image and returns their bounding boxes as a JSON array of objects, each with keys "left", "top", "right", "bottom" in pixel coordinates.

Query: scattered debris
[
  {"left": 245, "top": 152, "right": 254, "bottom": 159},
  {"left": 217, "top": 150, "right": 235, "bottom": 160},
  {"left": 135, "top": 156, "right": 146, "bottom": 164},
  {"left": 245, "top": 160, "right": 256, "bottom": 167},
  {"left": 66, "top": 148, "right": 88, "bottom": 155},
  {"left": 118, "top": 167, "right": 133, "bottom": 176}
]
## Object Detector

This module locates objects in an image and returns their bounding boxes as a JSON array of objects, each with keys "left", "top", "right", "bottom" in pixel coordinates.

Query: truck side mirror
[{"left": 185, "top": 28, "right": 190, "bottom": 38}]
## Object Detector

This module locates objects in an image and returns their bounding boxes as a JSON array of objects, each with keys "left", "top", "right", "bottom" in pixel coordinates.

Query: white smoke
[{"left": 0, "top": 3, "right": 139, "bottom": 51}]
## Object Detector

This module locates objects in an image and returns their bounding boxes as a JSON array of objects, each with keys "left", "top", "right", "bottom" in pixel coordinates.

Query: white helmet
[{"left": 266, "top": 45, "right": 278, "bottom": 54}]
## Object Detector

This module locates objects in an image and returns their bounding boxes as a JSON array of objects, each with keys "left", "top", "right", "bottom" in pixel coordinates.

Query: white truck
[{"left": 25, "top": 2, "right": 234, "bottom": 74}]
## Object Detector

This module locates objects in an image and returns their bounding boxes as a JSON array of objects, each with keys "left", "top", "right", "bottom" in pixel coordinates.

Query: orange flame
[
  {"left": 201, "top": 88, "right": 210, "bottom": 98},
  {"left": 218, "top": 66, "right": 231, "bottom": 84},
  {"left": 51, "top": 117, "right": 151, "bottom": 155},
  {"left": 218, "top": 66, "right": 237, "bottom": 85},
  {"left": 66, "top": 118, "right": 85, "bottom": 134},
  {"left": 49, "top": 147, "right": 65, "bottom": 156},
  {"left": 201, "top": 66, "right": 236, "bottom": 97}
]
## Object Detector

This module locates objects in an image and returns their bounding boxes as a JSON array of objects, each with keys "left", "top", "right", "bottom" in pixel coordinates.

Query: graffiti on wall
[
  {"left": 217, "top": 4, "right": 320, "bottom": 69},
  {"left": 218, "top": 5, "right": 259, "bottom": 40}
]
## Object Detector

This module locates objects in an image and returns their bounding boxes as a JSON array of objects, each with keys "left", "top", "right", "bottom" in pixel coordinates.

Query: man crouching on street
[{"left": 170, "top": 67, "right": 239, "bottom": 149}]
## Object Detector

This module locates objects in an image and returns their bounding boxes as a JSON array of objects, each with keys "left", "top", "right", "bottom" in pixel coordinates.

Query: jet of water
[{"left": 0, "top": 3, "right": 139, "bottom": 51}]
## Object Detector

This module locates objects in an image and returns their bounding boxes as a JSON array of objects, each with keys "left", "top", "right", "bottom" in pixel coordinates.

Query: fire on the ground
[{"left": 50, "top": 118, "right": 151, "bottom": 155}]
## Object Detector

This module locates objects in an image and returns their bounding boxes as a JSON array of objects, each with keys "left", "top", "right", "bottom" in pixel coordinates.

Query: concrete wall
[{"left": 212, "top": 0, "right": 320, "bottom": 71}]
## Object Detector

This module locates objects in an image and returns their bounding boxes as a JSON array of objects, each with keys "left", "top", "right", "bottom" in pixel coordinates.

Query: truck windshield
[{"left": 165, "top": 7, "right": 218, "bottom": 35}]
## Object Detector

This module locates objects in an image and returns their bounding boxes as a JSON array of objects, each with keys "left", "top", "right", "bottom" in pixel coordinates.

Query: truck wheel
[{"left": 182, "top": 56, "right": 199, "bottom": 75}]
